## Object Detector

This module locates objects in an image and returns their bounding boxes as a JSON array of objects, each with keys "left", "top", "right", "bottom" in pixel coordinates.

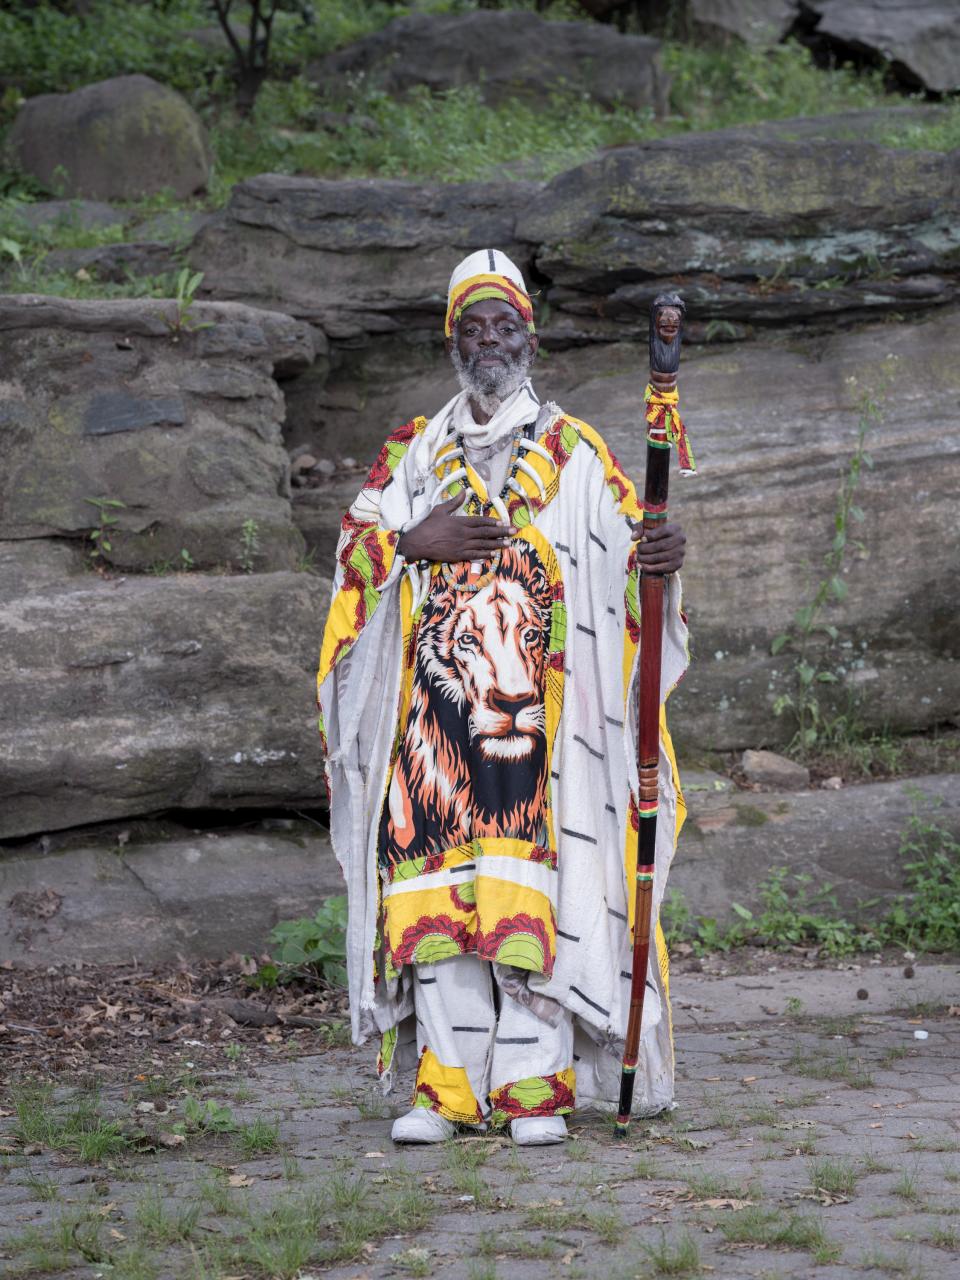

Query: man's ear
[
  {"left": 444, "top": 335, "right": 454, "bottom": 356},
  {"left": 529, "top": 333, "right": 540, "bottom": 359}
]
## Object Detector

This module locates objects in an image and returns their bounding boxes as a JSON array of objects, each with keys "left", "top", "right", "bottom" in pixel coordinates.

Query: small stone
[
  {"left": 291, "top": 453, "right": 317, "bottom": 474},
  {"left": 340, "top": 456, "right": 358, "bottom": 470},
  {"left": 903, "top": 965, "right": 915, "bottom": 979},
  {"left": 822, "top": 775, "right": 843, "bottom": 790},
  {"left": 857, "top": 988, "right": 869, "bottom": 1000},
  {"left": 741, "top": 749, "right": 810, "bottom": 790},
  {"left": 913, "top": 1029, "right": 929, "bottom": 1041},
  {"left": 310, "top": 458, "right": 336, "bottom": 478}
]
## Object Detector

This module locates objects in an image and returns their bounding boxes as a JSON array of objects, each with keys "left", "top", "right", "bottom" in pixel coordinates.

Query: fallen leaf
[
  {"left": 108, "top": 1229, "right": 126, "bottom": 1241},
  {"left": 741, "top": 1076, "right": 757, "bottom": 1084},
  {"left": 363, "top": 1151, "right": 385, "bottom": 1159},
  {"left": 695, "top": 1197, "right": 754, "bottom": 1211},
  {"left": 869, "top": 1123, "right": 883, "bottom": 1129},
  {"left": 227, "top": 1174, "right": 254, "bottom": 1188},
  {"left": 158, "top": 1131, "right": 185, "bottom": 1148},
  {"left": 93, "top": 1202, "right": 117, "bottom": 1217}
]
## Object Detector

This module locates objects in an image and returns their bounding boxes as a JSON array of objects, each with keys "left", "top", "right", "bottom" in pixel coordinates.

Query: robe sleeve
[{"left": 317, "top": 417, "right": 426, "bottom": 691}]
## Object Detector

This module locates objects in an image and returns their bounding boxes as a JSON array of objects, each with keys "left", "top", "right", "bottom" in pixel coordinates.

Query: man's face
[{"left": 446, "top": 298, "right": 539, "bottom": 399}]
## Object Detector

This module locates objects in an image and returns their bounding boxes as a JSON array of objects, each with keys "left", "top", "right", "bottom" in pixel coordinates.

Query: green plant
[
  {"left": 771, "top": 362, "right": 896, "bottom": 756},
  {"left": 638, "top": 1230, "right": 701, "bottom": 1276},
  {"left": 178, "top": 1096, "right": 237, "bottom": 1135},
  {"left": 255, "top": 894, "right": 348, "bottom": 987},
  {"left": 235, "top": 1115, "right": 282, "bottom": 1157},
  {"left": 84, "top": 496, "right": 125, "bottom": 562},
  {"left": 180, "top": 548, "right": 196, "bottom": 571},
  {"left": 881, "top": 800, "right": 960, "bottom": 951},
  {"left": 238, "top": 517, "right": 261, "bottom": 573},
  {"left": 166, "top": 267, "right": 212, "bottom": 340},
  {"left": 0, "top": 234, "right": 28, "bottom": 280}
]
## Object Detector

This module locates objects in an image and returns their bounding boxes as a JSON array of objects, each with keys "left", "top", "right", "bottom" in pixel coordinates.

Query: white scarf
[{"left": 428, "top": 378, "right": 544, "bottom": 450}]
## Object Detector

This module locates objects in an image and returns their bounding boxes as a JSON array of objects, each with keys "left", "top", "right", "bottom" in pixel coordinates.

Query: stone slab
[
  {"left": 672, "top": 772, "right": 960, "bottom": 920},
  {"left": 0, "top": 543, "right": 332, "bottom": 838},
  {"left": 0, "top": 825, "right": 342, "bottom": 966}
]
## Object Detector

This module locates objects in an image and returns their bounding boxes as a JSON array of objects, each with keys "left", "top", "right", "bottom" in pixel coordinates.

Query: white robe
[{"left": 317, "top": 398, "right": 690, "bottom": 1114}]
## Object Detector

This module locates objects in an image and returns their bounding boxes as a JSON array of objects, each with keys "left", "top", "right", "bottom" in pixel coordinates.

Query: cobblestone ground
[{"left": 2, "top": 965, "right": 958, "bottom": 1280}]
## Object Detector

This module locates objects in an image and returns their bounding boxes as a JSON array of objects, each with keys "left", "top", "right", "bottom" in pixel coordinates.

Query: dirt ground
[{"left": 2, "top": 955, "right": 958, "bottom": 1280}]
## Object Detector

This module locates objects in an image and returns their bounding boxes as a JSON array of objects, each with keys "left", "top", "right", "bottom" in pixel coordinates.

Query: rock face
[
  {"left": 310, "top": 11, "right": 668, "bottom": 112},
  {"left": 299, "top": 310, "right": 960, "bottom": 751},
  {"left": 191, "top": 174, "right": 538, "bottom": 343},
  {"left": 6, "top": 75, "right": 211, "bottom": 201},
  {"left": 674, "top": 773, "right": 960, "bottom": 920},
  {"left": 191, "top": 129, "right": 960, "bottom": 353},
  {"left": 522, "top": 135, "right": 960, "bottom": 344},
  {"left": 0, "top": 294, "right": 315, "bottom": 572},
  {"left": 689, "top": 0, "right": 799, "bottom": 46},
  {"left": 804, "top": 1, "right": 960, "bottom": 93},
  {"left": 0, "top": 541, "right": 331, "bottom": 840},
  {"left": 1, "top": 822, "right": 341, "bottom": 965}
]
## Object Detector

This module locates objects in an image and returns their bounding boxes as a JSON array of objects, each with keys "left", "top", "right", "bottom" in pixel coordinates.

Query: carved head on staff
[{"left": 649, "top": 293, "right": 685, "bottom": 388}]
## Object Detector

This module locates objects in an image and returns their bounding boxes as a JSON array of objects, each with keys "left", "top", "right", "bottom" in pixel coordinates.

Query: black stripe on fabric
[
  {"left": 555, "top": 543, "right": 579, "bottom": 567},
  {"left": 452, "top": 1026, "right": 492, "bottom": 1033},
  {"left": 495, "top": 1037, "right": 539, "bottom": 1045},
  {"left": 570, "top": 986, "right": 610, "bottom": 1016},
  {"left": 564, "top": 667, "right": 573, "bottom": 677},
  {"left": 560, "top": 827, "right": 597, "bottom": 845},
  {"left": 607, "top": 907, "right": 628, "bottom": 922},
  {"left": 449, "top": 863, "right": 476, "bottom": 875},
  {"left": 647, "top": 980, "right": 657, "bottom": 996},
  {"left": 417, "top": 977, "right": 437, "bottom": 984},
  {"left": 557, "top": 929, "right": 581, "bottom": 942},
  {"left": 576, "top": 623, "right": 597, "bottom": 637},
  {"left": 551, "top": 770, "right": 560, "bottom": 780},
  {"left": 605, "top": 804, "right": 616, "bottom": 814},
  {"left": 589, "top": 530, "right": 607, "bottom": 551},
  {"left": 607, "top": 606, "right": 617, "bottom": 616},
  {"left": 573, "top": 734, "right": 604, "bottom": 761},
  {"left": 605, "top": 715, "right": 624, "bottom": 727},
  {"left": 620, "top": 971, "right": 632, "bottom": 980},
  {"left": 573, "top": 1054, "right": 581, "bottom": 1062},
  {"left": 487, "top": 248, "right": 496, "bottom": 271}
]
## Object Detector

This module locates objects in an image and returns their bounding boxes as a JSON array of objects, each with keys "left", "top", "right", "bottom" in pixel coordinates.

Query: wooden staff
[{"left": 615, "top": 293, "right": 693, "bottom": 1137}]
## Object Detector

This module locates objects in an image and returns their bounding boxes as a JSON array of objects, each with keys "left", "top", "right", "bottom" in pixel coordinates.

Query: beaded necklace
[{"left": 439, "top": 429, "right": 527, "bottom": 594}]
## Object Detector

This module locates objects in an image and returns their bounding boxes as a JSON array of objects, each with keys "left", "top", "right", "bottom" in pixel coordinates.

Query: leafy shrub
[{"left": 260, "top": 895, "right": 348, "bottom": 988}]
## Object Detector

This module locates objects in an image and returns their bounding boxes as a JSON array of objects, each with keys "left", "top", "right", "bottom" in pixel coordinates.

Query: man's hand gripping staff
[{"left": 615, "top": 293, "right": 696, "bottom": 1137}]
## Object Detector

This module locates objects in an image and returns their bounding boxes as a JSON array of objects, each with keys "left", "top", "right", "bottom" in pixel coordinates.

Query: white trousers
[{"left": 412, "top": 954, "right": 575, "bottom": 1121}]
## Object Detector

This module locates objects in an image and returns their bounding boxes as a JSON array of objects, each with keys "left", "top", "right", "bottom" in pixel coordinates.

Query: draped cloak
[{"left": 317, "top": 401, "right": 690, "bottom": 1115}]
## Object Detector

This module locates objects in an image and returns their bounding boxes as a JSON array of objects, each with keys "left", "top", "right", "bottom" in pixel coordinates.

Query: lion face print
[{"left": 379, "top": 541, "right": 553, "bottom": 866}]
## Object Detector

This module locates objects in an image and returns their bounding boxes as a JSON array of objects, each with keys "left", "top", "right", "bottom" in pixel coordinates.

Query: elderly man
[{"left": 317, "top": 249, "right": 688, "bottom": 1145}]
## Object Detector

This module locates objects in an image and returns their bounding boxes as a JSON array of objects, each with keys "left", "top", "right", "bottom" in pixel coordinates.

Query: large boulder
[
  {"left": 309, "top": 11, "right": 668, "bottom": 112},
  {"left": 0, "top": 294, "right": 316, "bottom": 572},
  {"left": 688, "top": 0, "right": 799, "bottom": 45},
  {"left": 296, "top": 309, "right": 960, "bottom": 751},
  {"left": 191, "top": 126, "right": 960, "bottom": 355},
  {"left": 803, "top": 1, "right": 960, "bottom": 93},
  {"left": 1, "top": 820, "right": 341, "bottom": 966},
  {"left": 6, "top": 74, "right": 211, "bottom": 201},
  {"left": 0, "top": 541, "right": 331, "bottom": 840},
  {"left": 190, "top": 173, "right": 537, "bottom": 343},
  {"left": 520, "top": 134, "right": 960, "bottom": 344}
]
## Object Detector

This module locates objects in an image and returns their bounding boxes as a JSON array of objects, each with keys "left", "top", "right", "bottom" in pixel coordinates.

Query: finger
[
  {"left": 441, "top": 491, "right": 467, "bottom": 511},
  {"left": 637, "top": 557, "right": 682, "bottom": 572},
  {"left": 462, "top": 517, "right": 510, "bottom": 531}
]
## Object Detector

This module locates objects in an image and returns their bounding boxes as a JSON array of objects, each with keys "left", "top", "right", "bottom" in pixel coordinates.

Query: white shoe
[
  {"left": 391, "top": 1107, "right": 455, "bottom": 1144},
  {"left": 510, "top": 1115, "right": 568, "bottom": 1145}
]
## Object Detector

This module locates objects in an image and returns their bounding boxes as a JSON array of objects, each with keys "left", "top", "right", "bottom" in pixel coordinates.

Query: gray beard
[{"left": 450, "top": 344, "right": 533, "bottom": 418}]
